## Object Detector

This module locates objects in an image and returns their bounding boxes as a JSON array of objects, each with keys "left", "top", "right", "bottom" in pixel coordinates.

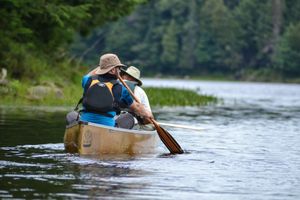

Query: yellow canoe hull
[{"left": 64, "top": 122, "right": 158, "bottom": 155}]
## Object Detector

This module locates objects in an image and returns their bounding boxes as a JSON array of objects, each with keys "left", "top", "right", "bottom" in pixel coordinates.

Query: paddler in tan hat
[{"left": 78, "top": 53, "right": 153, "bottom": 127}]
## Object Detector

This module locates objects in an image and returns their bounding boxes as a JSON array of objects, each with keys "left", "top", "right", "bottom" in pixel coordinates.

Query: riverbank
[
  {"left": 0, "top": 80, "right": 217, "bottom": 107},
  {"left": 151, "top": 69, "right": 300, "bottom": 84}
]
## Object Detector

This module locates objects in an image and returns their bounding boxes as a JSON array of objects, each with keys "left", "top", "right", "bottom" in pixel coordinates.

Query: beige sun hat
[
  {"left": 121, "top": 66, "right": 142, "bottom": 86},
  {"left": 94, "top": 53, "right": 126, "bottom": 75}
]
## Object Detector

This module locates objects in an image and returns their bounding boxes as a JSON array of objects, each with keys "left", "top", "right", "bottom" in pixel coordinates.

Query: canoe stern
[{"left": 64, "top": 122, "right": 158, "bottom": 155}]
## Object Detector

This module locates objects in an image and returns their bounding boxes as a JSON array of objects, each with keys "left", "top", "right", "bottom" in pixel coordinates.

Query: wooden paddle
[
  {"left": 118, "top": 75, "right": 184, "bottom": 154},
  {"left": 158, "top": 122, "right": 206, "bottom": 131}
]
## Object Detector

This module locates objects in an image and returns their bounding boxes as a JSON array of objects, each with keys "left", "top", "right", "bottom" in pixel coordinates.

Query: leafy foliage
[
  {"left": 275, "top": 22, "right": 300, "bottom": 75},
  {"left": 0, "top": 0, "right": 144, "bottom": 80},
  {"left": 73, "top": 0, "right": 300, "bottom": 80}
]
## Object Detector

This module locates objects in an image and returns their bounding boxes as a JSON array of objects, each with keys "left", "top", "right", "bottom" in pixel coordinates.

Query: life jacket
[{"left": 75, "top": 75, "right": 118, "bottom": 117}]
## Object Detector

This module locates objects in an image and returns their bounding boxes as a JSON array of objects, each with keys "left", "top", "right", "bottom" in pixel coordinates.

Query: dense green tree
[
  {"left": 129, "top": 1, "right": 163, "bottom": 72},
  {"left": 178, "top": 0, "right": 199, "bottom": 71},
  {"left": 161, "top": 20, "right": 179, "bottom": 67},
  {"left": 0, "top": 0, "right": 144, "bottom": 79},
  {"left": 275, "top": 22, "right": 300, "bottom": 75},
  {"left": 284, "top": 0, "right": 300, "bottom": 26},
  {"left": 198, "top": 0, "right": 241, "bottom": 71},
  {"left": 223, "top": 0, "right": 241, "bottom": 9},
  {"left": 234, "top": 0, "right": 273, "bottom": 68}
]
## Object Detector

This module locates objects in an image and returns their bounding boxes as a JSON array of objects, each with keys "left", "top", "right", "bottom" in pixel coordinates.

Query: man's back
[{"left": 80, "top": 74, "right": 133, "bottom": 126}]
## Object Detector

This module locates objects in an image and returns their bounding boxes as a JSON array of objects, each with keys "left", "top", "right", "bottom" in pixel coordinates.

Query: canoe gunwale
[
  {"left": 66, "top": 121, "right": 87, "bottom": 129},
  {"left": 66, "top": 121, "right": 157, "bottom": 135}
]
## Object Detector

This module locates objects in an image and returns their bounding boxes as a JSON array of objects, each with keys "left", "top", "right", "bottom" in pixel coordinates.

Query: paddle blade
[{"left": 152, "top": 122, "right": 184, "bottom": 154}]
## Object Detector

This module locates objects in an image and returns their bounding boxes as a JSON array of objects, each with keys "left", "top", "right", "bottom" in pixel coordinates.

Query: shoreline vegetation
[
  {"left": 151, "top": 71, "right": 300, "bottom": 84},
  {"left": 2, "top": 66, "right": 300, "bottom": 108},
  {"left": 1, "top": 65, "right": 298, "bottom": 108},
  {"left": 0, "top": 77, "right": 218, "bottom": 107}
]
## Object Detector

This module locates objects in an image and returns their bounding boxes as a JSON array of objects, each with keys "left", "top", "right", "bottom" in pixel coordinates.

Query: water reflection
[
  {"left": 70, "top": 161, "right": 151, "bottom": 199},
  {"left": 0, "top": 142, "right": 154, "bottom": 199}
]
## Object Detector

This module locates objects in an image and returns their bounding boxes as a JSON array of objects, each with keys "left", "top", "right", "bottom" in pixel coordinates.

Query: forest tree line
[
  {"left": 73, "top": 0, "right": 300, "bottom": 81},
  {"left": 1, "top": 0, "right": 299, "bottom": 83}
]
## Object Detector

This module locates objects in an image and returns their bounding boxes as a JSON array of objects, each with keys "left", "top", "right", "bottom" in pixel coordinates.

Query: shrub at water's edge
[
  {"left": 144, "top": 87, "right": 217, "bottom": 107},
  {"left": 0, "top": 81, "right": 217, "bottom": 107}
]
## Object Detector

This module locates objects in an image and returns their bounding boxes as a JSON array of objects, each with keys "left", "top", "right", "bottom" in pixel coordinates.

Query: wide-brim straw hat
[
  {"left": 121, "top": 66, "right": 142, "bottom": 86},
  {"left": 95, "top": 53, "right": 126, "bottom": 75}
]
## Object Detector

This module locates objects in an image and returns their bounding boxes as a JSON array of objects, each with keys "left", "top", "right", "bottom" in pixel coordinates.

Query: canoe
[{"left": 64, "top": 121, "right": 158, "bottom": 155}]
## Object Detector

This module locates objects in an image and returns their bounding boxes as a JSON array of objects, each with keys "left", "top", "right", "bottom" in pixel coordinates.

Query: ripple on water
[{"left": 1, "top": 81, "right": 300, "bottom": 199}]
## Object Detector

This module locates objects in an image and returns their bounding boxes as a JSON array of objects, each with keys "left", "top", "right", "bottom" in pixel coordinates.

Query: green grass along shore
[{"left": 0, "top": 80, "right": 217, "bottom": 107}]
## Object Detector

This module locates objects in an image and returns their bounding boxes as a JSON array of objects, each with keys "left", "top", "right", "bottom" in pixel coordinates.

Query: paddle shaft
[
  {"left": 118, "top": 75, "right": 183, "bottom": 154},
  {"left": 158, "top": 122, "right": 206, "bottom": 131},
  {"left": 117, "top": 76, "right": 202, "bottom": 132}
]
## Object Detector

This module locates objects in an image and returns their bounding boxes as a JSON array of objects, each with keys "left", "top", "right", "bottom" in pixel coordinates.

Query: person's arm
[
  {"left": 81, "top": 75, "right": 90, "bottom": 88},
  {"left": 119, "top": 85, "right": 153, "bottom": 123},
  {"left": 129, "top": 101, "right": 153, "bottom": 124}
]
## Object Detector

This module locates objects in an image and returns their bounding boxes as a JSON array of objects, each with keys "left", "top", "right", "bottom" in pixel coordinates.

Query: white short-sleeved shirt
[{"left": 134, "top": 86, "right": 152, "bottom": 112}]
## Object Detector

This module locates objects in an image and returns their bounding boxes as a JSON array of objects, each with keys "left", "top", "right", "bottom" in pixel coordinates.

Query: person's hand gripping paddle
[{"left": 118, "top": 75, "right": 184, "bottom": 154}]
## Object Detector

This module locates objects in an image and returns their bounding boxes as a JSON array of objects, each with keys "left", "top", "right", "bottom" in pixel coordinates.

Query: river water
[{"left": 1, "top": 79, "right": 300, "bottom": 199}]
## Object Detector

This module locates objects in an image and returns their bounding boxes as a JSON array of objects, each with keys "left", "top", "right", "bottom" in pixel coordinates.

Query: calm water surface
[{"left": 1, "top": 79, "right": 300, "bottom": 199}]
